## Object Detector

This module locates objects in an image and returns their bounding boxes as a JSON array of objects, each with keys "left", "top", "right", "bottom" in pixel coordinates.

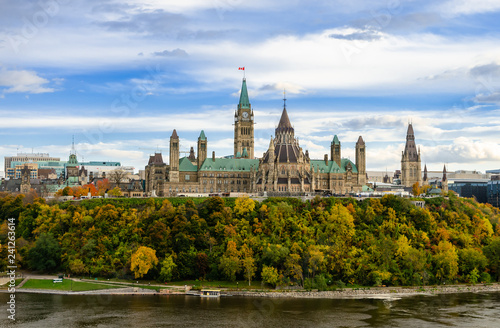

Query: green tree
[
  {"left": 262, "top": 265, "right": 279, "bottom": 287},
  {"left": 483, "top": 238, "right": 500, "bottom": 282},
  {"left": 27, "top": 233, "right": 61, "bottom": 272},
  {"left": 218, "top": 241, "right": 240, "bottom": 281},
  {"left": 433, "top": 240, "right": 459, "bottom": 283},
  {"left": 159, "top": 255, "right": 177, "bottom": 282},
  {"left": 69, "top": 258, "right": 87, "bottom": 275}
]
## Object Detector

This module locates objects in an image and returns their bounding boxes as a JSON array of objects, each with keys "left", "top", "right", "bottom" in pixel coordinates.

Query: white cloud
[
  {"left": 0, "top": 68, "right": 54, "bottom": 94},
  {"left": 438, "top": 0, "right": 500, "bottom": 17}
]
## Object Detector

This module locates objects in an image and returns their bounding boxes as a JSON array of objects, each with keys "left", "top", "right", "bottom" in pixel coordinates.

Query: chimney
[
  {"left": 212, "top": 151, "right": 215, "bottom": 162},
  {"left": 324, "top": 154, "right": 328, "bottom": 165}
]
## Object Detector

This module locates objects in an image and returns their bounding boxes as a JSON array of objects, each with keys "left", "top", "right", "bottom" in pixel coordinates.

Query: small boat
[{"left": 200, "top": 289, "right": 221, "bottom": 298}]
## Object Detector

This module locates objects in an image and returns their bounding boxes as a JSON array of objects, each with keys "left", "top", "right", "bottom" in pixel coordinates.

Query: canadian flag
[{"left": 238, "top": 67, "right": 245, "bottom": 70}]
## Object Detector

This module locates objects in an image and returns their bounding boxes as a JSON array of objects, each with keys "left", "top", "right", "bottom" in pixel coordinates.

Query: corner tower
[
  {"left": 355, "top": 136, "right": 366, "bottom": 184},
  {"left": 401, "top": 123, "right": 422, "bottom": 187},
  {"left": 331, "top": 135, "right": 341, "bottom": 167},
  {"left": 169, "top": 129, "right": 179, "bottom": 183},
  {"left": 234, "top": 78, "right": 254, "bottom": 158},
  {"left": 197, "top": 130, "right": 207, "bottom": 168}
]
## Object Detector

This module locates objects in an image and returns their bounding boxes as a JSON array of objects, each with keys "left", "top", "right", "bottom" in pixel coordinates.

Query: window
[{"left": 185, "top": 175, "right": 190, "bottom": 181}]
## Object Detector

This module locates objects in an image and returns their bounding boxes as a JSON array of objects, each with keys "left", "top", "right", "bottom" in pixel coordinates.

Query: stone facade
[
  {"left": 144, "top": 79, "right": 368, "bottom": 196},
  {"left": 401, "top": 123, "right": 422, "bottom": 188}
]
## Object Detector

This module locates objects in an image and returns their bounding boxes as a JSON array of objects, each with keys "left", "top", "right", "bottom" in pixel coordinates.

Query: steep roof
[
  {"left": 179, "top": 157, "right": 198, "bottom": 172},
  {"left": 199, "top": 130, "right": 206, "bottom": 141},
  {"left": 356, "top": 136, "right": 365, "bottom": 145},
  {"left": 148, "top": 153, "right": 164, "bottom": 165},
  {"left": 171, "top": 129, "right": 178, "bottom": 139},
  {"left": 310, "top": 158, "right": 358, "bottom": 174},
  {"left": 199, "top": 158, "right": 259, "bottom": 172},
  {"left": 238, "top": 78, "right": 250, "bottom": 109},
  {"left": 403, "top": 123, "right": 418, "bottom": 161},
  {"left": 332, "top": 135, "right": 340, "bottom": 145}
]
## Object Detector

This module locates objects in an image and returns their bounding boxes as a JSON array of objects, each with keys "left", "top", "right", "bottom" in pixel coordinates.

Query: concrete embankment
[{"left": 229, "top": 284, "right": 500, "bottom": 299}]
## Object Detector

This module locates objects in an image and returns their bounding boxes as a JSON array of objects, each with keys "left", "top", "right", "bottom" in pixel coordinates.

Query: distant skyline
[{"left": 1, "top": 0, "right": 500, "bottom": 174}]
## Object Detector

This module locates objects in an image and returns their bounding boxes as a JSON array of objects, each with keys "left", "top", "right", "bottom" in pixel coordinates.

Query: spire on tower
[
  {"left": 71, "top": 135, "right": 76, "bottom": 155},
  {"left": 283, "top": 89, "right": 286, "bottom": 109},
  {"left": 238, "top": 78, "right": 250, "bottom": 109}
]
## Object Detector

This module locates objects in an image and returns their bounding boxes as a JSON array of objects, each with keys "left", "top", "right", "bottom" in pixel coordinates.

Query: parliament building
[{"left": 145, "top": 79, "right": 367, "bottom": 196}]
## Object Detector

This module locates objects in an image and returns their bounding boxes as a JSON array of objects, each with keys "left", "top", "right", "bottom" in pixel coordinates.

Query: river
[{"left": 1, "top": 292, "right": 499, "bottom": 327}]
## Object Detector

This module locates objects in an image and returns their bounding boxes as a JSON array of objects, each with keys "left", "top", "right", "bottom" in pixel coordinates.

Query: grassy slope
[{"left": 21, "top": 279, "right": 122, "bottom": 291}]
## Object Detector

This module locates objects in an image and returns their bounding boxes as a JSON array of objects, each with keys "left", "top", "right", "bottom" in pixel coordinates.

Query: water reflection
[{"left": 1, "top": 292, "right": 498, "bottom": 327}]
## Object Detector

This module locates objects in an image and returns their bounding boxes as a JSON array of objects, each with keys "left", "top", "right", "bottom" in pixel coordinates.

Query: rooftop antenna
[
  {"left": 283, "top": 89, "right": 286, "bottom": 109},
  {"left": 71, "top": 135, "right": 76, "bottom": 155}
]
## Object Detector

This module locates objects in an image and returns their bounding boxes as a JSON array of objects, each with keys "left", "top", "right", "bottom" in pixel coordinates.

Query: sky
[{"left": 1, "top": 0, "right": 500, "bottom": 175}]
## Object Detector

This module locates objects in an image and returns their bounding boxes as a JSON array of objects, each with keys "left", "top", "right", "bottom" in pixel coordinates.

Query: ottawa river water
[{"left": 1, "top": 292, "right": 499, "bottom": 327}]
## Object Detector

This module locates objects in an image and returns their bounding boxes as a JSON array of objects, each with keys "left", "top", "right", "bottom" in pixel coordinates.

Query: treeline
[{"left": 1, "top": 192, "right": 500, "bottom": 288}]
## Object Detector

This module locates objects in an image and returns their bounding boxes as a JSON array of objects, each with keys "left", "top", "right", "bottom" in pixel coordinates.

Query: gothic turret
[{"left": 401, "top": 123, "right": 422, "bottom": 187}]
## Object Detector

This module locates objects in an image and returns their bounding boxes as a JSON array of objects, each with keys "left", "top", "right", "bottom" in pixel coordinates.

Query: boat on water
[{"left": 200, "top": 289, "right": 221, "bottom": 298}]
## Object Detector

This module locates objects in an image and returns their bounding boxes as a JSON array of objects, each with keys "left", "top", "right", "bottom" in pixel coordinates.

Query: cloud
[
  {"left": 152, "top": 48, "right": 188, "bottom": 57},
  {"left": 474, "top": 92, "right": 500, "bottom": 104},
  {"left": 329, "top": 28, "right": 383, "bottom": 41},
  {"left": 469, "top": 62, "right": 500, "bottom": 78},
  {"left": 257, "top": 82, "right": 306, "bottom": 95},
  {"left": 384, "top": 12, "right": 443, "bottom": 31},
  {"left": 423, "top": 137, "right": 500, "bottom": 164},
  {"left": 437, "top": 0, "right": 500, "bottom": 17},
  {"left": 0, "top": 68, "right": 54, "bottom": 94},
  {"left": 96, "top": 9, "right": 187, "bottom": 36}
]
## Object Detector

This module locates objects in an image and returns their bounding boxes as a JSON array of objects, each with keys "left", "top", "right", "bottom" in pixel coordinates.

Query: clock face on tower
[{"left": 242, "top": 111, "right": 249, "bottom": 119}]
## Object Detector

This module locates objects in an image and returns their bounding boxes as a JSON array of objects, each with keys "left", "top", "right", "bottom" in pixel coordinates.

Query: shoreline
[{"left": 2, "top": 283, "right": 499, "bottom": 299}]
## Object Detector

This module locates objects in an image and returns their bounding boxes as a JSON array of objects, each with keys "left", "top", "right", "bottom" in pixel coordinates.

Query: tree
[
  {"left": 241, "top": 245, "right": 256, "bottom": 286},
  {"left": 262, "top": 265, "right": 279, "bottom": 287},
  {"left": 57, "top": 186, "right": 73, "bottom": 197},
  {"left": 97, "top": 178, "right": 111, "bottom": 196},
  {"left": 108, "top": 187, "right": 123, "bottom": 197},
  {"left": 159, "top": 255, "right": 177, "bottom": 282},
  {"left": 69, "top": 258, "right": 88, "bottom": 275},
  {"left": 234, "top": 197, "right": 255, "bottom": 217},
  {"left": 285, "top": 253, "right": 303, "bottom": 286},
  {"left": 27, "top": 233, "right": 61, "bottom": 272},
  {"left": 412, "top": 182, "right": 422, "bottom": 196},
  {"left": 307, "top": 245, "right": 325, "bottom": 278},
  {"left": 484, "top": 238, "right": 500, "bottom": 282},
  {"left": 82, "top": 183, "right": 98, "bottom": 197},
  {"left": 131, "top": 246, "right": 158, "bottom": 278},
  {"left": 218, "top": 241, "right": 240, "bottom": 281},
  {"left": 109, "top": 169, "right": 128, "bottom": 189},
  {"left": 433, "top": 240, "right": 459, "bottom": 283}
]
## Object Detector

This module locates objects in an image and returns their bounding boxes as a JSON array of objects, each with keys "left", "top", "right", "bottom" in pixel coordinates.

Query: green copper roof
[
  {"left": 362, "top": 185, "right": 373, "bottom": 192},
  {"left": 179, "top": 157, "right": 198, "bottom": 172},
  {"left": 67, "top": 154, "right": 78, "bottom": 166},
  {"left": 239, "top": 78, "right": 250, "bottom": 109},
  {"left": 242, "top": 147, "right": 248, "bottom": 158},
  {"left": 199, "top": 130, "right": 206, "bottom": 141},
  {"left": 332, "top": 135, "right": 340, "bottom": 145},
  {"left": 310, "top": 158, "right": 358, "bottom": 174},
  {"left": 200, "top": 158, "right": 259, "bottom": 172}
]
